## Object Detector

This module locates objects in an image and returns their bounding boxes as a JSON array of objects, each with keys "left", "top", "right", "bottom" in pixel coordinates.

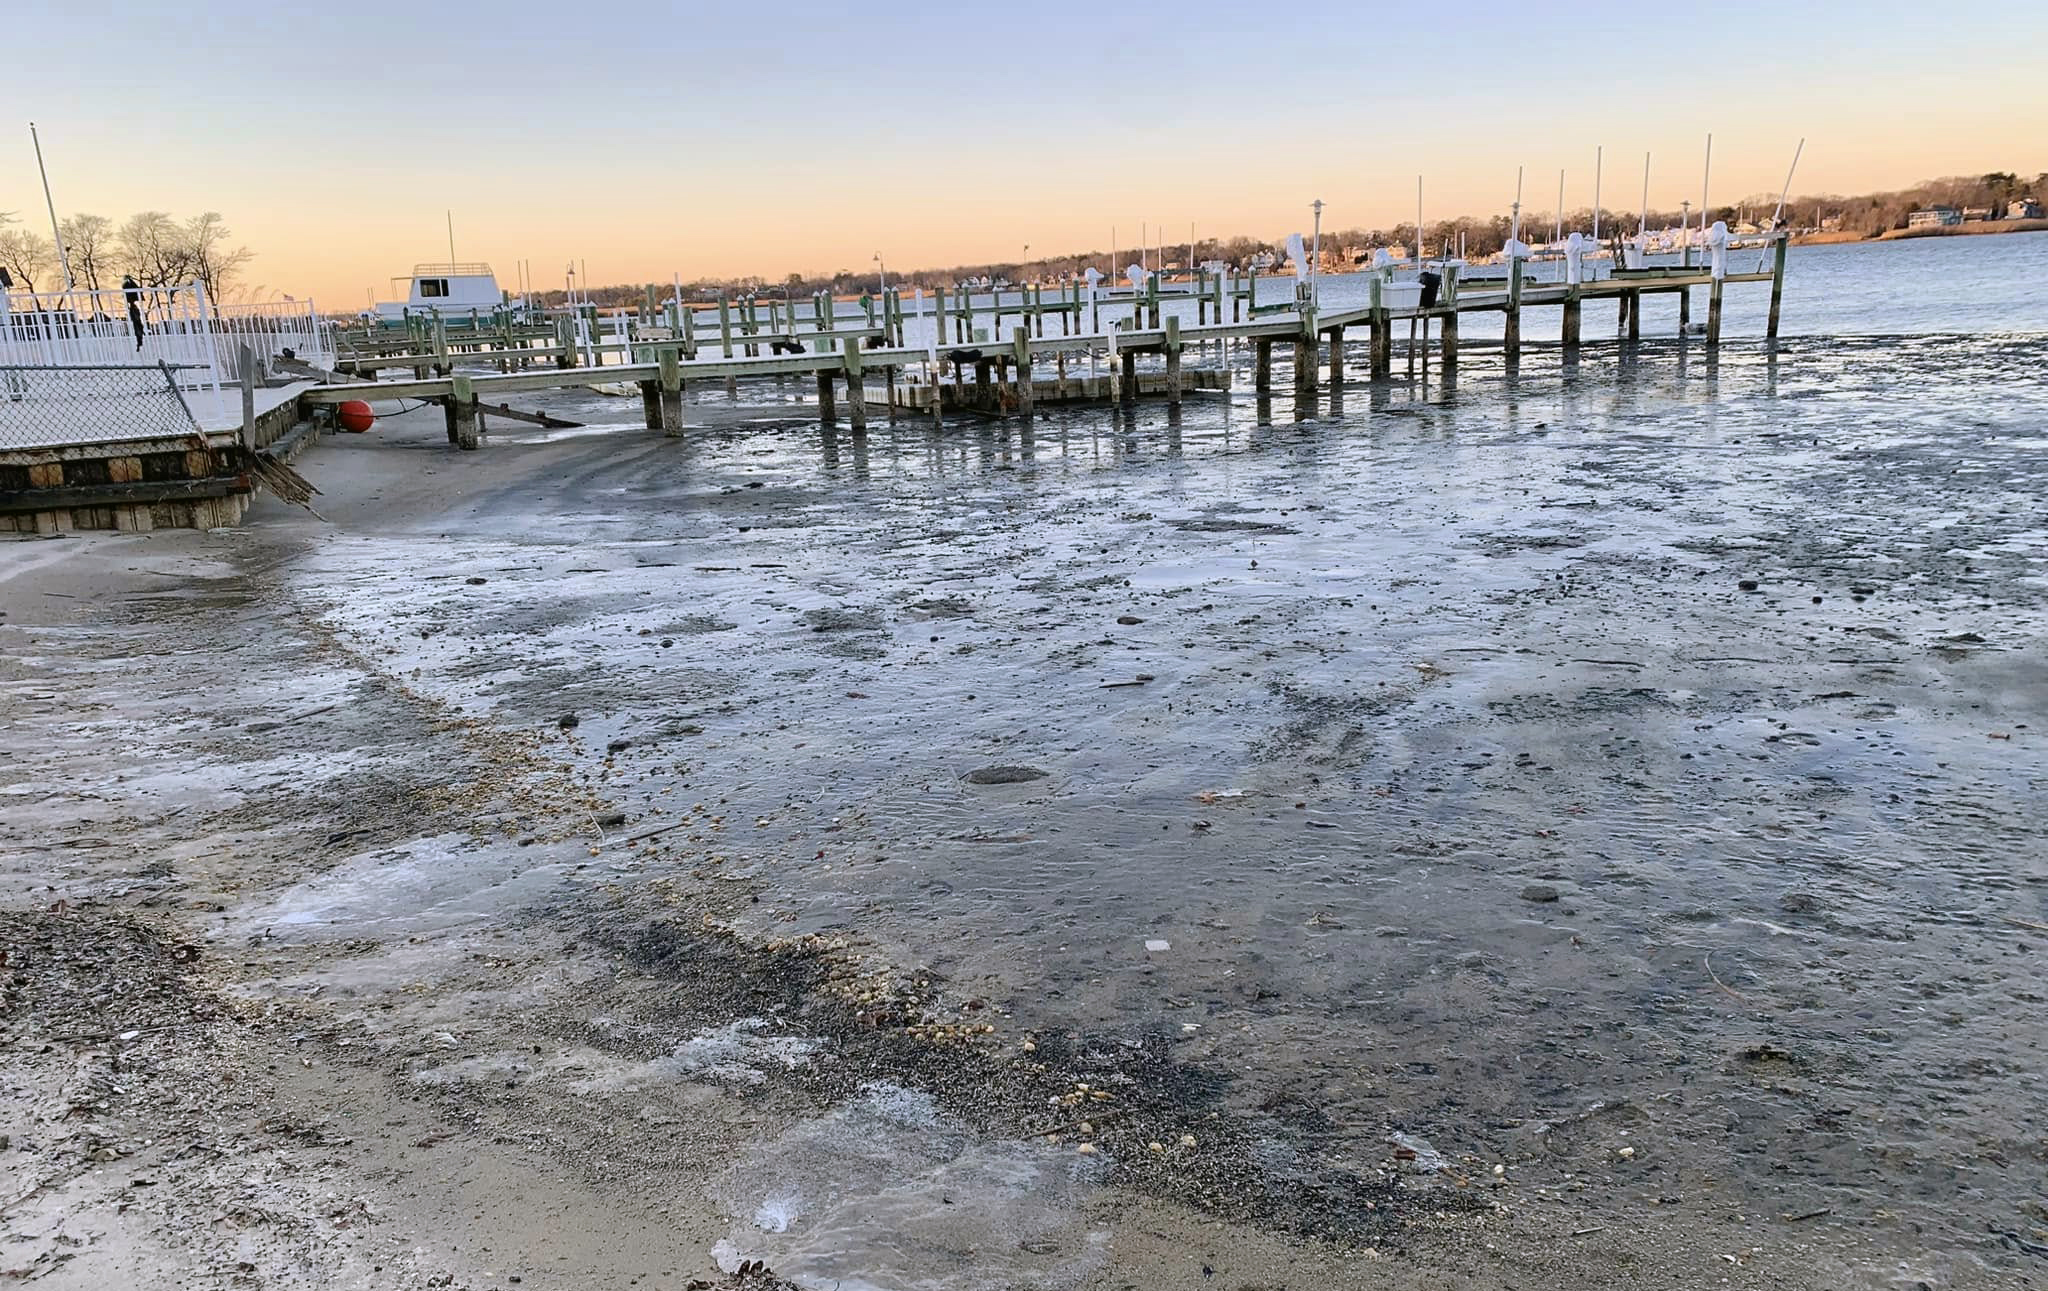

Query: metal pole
[
  {"left": 1640, "top": 151, "right": 1650, "bottom": 235},
  {"left": 1593, "top": 147, "right": 1602, "bottom": 243},
  {"left": 1310, "top": 199, "right": 1323, "bottom": 308},
  {"left": 1700, "top": 133, "right": 1713, "bottom": 250},
  {"left": 29, "top": 122, "right": 75, "bottom": 291},
  {"left": 1554, "top": 169, "right": 1564, "bottom": 245},
  {"left": 1511, "top": 166, "right": 1524, "bottom": 244},
  {"left": 1415, "top": 176, "right": 1423, "bottom": 265},
  {"left": 446, "top": 210, "right": 456, "bottom": 266}
]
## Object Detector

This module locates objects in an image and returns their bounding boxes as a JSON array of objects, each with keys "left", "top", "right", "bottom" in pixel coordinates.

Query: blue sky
[{"left": 6, "top": 0, "right": 2042, "bottom": 301}]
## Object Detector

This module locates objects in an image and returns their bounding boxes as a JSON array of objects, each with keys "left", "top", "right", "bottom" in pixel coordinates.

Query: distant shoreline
[{"left": 1794, "top": 219, "right": 2048, "bottom": 246}]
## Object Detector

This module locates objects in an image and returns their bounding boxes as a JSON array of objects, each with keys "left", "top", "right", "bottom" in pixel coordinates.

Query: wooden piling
[
  {"left": 659, "top": 348, "right": 683, "bottom": 435},
  {"left": 641, "top": 377, "right": 662, "bottom": 429},
  {"left": 718, "top": 295, "right": 733, "bottom": 358},
  {"left": 1119, "top": 350, "right": 1136, "bottom": 407},
  {"left": 816, "top": 368, "right": 836, "bottom": 422},
  {"left": 450, "top": 374, "right": 478, "bottom": 451},
  {"left": 1013, "top": 327, "right": 1034, "bottom": 417},
  {"left": 1164, "top": 316, "right": 1183, "bottom": 405},
  {"left": 1369, "top": 277, "right": 1390, "bottom": 380},
  {"left": 1627, "top": 290, "right": 1641, "bottom": 342},
  {"left": 1326, "top": 325, "right": 1344, "bottom": 389},
  {"left": 1767, "top": 233, "right": 1788, "bottom": 339},
  {"left": 1255, "top": 338, "right": 1272, "bottom": 392},
  {"left": 842, "top": 337, "right": 866, "bottom": 432},
  {"left": 1706, "top": 277, "right": 1724, "bottom": 347},
  {"left": 1562, "top": 286, "right": 1582, "bottom": 356},
  {"left": 556, "top": 316, "right": 577, "bottom": 369},
  {"left": 1504, "top": 260, "right": 1524, "bottom": 359},
  {"left": 1678, "top": 286, "right": 1691, "bottom": 333}
]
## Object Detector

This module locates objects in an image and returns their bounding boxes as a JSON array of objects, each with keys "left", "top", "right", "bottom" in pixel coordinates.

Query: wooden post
[
  {"left": 1628, "top": 289, "right": 1641, "bottom": 342},
  {"left": 718, "top": 294, "right": 733, "bottom": 358},
  {"left": 1767, "top": 233, "right": 1788, "bottom": 339},
  {"left": 660, "top": 348, "right": 683, "bottom": 435},
  {"left": 974, "top": 358, "right": 992, "bottom": 408},
  {"left": 816, "top": 365, "right": 836, "bottom": 422},
  {"left": 1369, "top": 276, "right": 1391, "bottom": 380},
  {"left": 1056, "top": 347, "right": 1068, "bottom": 398},
  {"left": 1107, "top": 329, "right": 1121, "bottom": 403},
  {"left": 1505, "top": 260, "right": 1523, "bottom": 358},
  {"left": 1678, "top": 285, "right": 1691, "bottom": 333},
  {"left": 842, "top": 337, "right": 866, "bottom": 432},
  {"left": 1293, "top": 337, "right": 1316, "bottom": 399},
  {"left": 1439, "top": 266, "right": 1459, "bottom": 371},
  {"left": 1119, "top": 349, "right": 1136, "bottom": 406},
  {"left": 1325, "top": 325, "right": 1343, "bottom": 390},
  {"left": 1255, "top": 338, "right": 1272, "bottom": 392},
  {"left": 450, "top": 374, "right": 478, "bottom": 451},
  {"left": 641, "top": 376, "right": 662, "bottom": 428},
  {"left": 556, "top": 315, "right": 577, "bottom": 369},
  {"left": 1164, "top": 316, "right": 1183, "bottom": 405},
  {"left": 1562, "top": 286, "right": 1582, "bottom": 356},
  {"left": 238, "top": 346, "right": 257, "bottom": 449},
  {"left": 1706, "top": 277, "right": 1724, "bottom": 347},
  {"left": 433, "top": 316, "right": 450, "bottom": 375},
  {"left": 1012, "top": 327, "right": 1034, "bottom": 417}
]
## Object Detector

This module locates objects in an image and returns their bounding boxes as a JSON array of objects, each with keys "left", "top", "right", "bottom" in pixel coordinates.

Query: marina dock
[{"left": 4, "top": 240, "right": 1788, "bottom": 530}]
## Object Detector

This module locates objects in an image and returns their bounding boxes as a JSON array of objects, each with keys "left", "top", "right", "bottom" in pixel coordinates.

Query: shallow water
[{"left": 278, "top": 238, "right": 2048, "bottom": 1269}]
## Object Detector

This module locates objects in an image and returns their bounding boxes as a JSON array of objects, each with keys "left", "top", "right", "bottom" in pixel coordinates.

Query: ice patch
[
  {"left": 653, "top": 1019, "right": 824, "bottom": 1085},
  {"left": 710, "top": 1083, "right": 1106, "bottom": 1290}
]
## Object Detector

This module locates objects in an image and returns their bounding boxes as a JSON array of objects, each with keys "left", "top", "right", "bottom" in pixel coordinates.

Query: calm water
[
  {"left": 296, "top": 232, "right": 2047, "bottom": 1276},
  {"left": 867, "top": 232, "right": 2048, "bottom": 348}
]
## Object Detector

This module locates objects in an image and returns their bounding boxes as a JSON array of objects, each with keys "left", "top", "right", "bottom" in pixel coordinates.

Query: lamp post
[
  {"left": 1310, "top": 198, "right": 1324, "bottom": 308},
  {"left": 1680, "top": 201, "right": 1692, "bottom": 266},
  {"left": 874, "top": 253, "right": 887, "bottom": 296}
]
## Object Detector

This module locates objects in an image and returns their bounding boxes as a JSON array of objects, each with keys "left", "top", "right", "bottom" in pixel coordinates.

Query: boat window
[{"left": 419, "top": 278, "right": 449, "bottom": 298}]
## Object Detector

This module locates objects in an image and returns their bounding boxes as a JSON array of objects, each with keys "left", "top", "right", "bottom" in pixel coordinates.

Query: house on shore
[
  {"left": 1906, "top": 206, "right": 1962, "bottom": 229},
  {"left": 2008, "top": 197, "right": 2044, "bottom": 220}
]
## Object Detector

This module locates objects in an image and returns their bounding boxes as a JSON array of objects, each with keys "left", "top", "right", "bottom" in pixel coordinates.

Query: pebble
[
  {"left": 1520, "top": 884, "right": 1561, "bottom": 903},
  {"left": 963, "top": 765, "right": 1049, "bottom": 785},
  {"left": 1117, "top": 615, "right": 1144, "bottom": 625}
]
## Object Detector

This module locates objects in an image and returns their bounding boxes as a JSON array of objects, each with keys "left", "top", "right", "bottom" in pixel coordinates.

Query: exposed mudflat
[{"left": 3, "top": 326, "right": 2045, "bottom": 1290}]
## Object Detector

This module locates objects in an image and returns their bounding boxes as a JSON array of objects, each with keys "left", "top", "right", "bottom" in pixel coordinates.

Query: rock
[
  {"left": 1738, "top": 579, "right": 1760, "bottom": 592},
  {"left": 595, "top": 811, "right": 627, "bottom": 829},
  {"left": 557, "top": 713, "right": 579, "bottom": 730},
  {"left": 1117, "top": 615, "right": 1144, "bottom": 625},
  {"left": 1520, "top": 884, "right": 1561, "bottom": 903},
  {"left": 606, "top": 739, "right": 631, "bottom": 754},
  {"left": 465, "top": 576, "right": 487, "bottom": 585},
  {"left": 963, "top": 765, "right": 1050, "bottom": 785},
  {"left": 1778, "top": 891, "right": 1820, "bottom": 915}
]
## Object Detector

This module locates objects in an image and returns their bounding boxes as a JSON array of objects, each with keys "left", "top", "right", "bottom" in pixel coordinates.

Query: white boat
[{"left": 374, "top": 262, "right": 511, "bottom": 320}]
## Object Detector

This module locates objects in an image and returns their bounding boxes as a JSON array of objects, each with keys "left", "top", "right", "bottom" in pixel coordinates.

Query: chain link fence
[{"left": 0, "top": 364, "right": 206, "bottom": 451}]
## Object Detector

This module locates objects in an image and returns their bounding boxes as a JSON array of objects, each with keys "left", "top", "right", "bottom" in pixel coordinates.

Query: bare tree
[
  {"left": 0, "top": 228, "right": 55, "bottom": 294},
  {"left": 118, "top": 211, "right": 197, "bottom": 289},
  {"left": 182, "top": 212, "right": 253, "bottom": 303},
  {"left": 58, "top": 213, "right": 114, "bottom": 294}
]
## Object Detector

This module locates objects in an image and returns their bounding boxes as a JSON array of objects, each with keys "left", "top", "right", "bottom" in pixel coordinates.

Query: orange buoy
[{"left": 336, "top": 400, "right": 376, "bottom": 433}]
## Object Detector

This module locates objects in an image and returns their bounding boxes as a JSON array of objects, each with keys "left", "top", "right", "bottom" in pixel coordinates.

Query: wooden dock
[{"left": 303, "top": 238, "right": 1792, "bottom": 450}]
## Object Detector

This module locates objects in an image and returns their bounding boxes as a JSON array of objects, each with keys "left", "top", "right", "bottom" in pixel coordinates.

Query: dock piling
[
  {"left": 449, "top": 374, "right": 478, "bottom": 451},
  {"left": 1013, "top": 328, "right": 1034, "bottom": 417},
  {"left": 1562, "top": 286, "right": 1582, "bottom": 356},
  {"left": 1164, "top": 317, "right": 1183, "bottom": 406},
  {"left": 1505, "top": 260, "right": 1524, "bottom": 359},
  {"left": 659, "top": 348, "right": 683, "bottom": 435},
  {"left": 1767, "top": 233, "right": 1788, "bottom": 339},
  {"left": 842, "top": 337, "right": 866, "bottom": 433},
  {"left": 1254, "top": 338, "right": 1272, "bottom": 393},
  {"left": 1707, "top": 278, "right": 1724, "bottom": 347}
]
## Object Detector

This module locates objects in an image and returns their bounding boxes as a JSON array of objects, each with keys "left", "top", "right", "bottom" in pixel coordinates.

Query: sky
[{"left": 6, "top": 0, "right": 2044, "bottom": 304}]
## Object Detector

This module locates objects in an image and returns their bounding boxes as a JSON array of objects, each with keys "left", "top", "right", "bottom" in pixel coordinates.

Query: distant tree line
[{"left": 0, "top": 209, "right": 254, "bottom": 302}]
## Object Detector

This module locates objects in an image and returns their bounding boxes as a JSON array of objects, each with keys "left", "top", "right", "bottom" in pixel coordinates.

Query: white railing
[
  {"left": 1, "top": 283, "right": 224, "bottom": 413},
  {"left": 208, "top": 298, "right": 335, "bottom": 384}
]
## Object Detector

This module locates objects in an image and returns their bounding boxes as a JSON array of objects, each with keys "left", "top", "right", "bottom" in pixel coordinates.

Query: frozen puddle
[
  {"left": 710, "top": 1084, "right": 1107, "bottom": 1291},
  {"left": 235, "top": 833, "right": 594, "bottom": 942}
]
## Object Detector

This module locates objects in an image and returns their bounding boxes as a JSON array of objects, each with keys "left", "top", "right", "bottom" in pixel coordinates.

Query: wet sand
[{"left": 3, "top": 333, "right": 2045, "bottom": 1289}]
